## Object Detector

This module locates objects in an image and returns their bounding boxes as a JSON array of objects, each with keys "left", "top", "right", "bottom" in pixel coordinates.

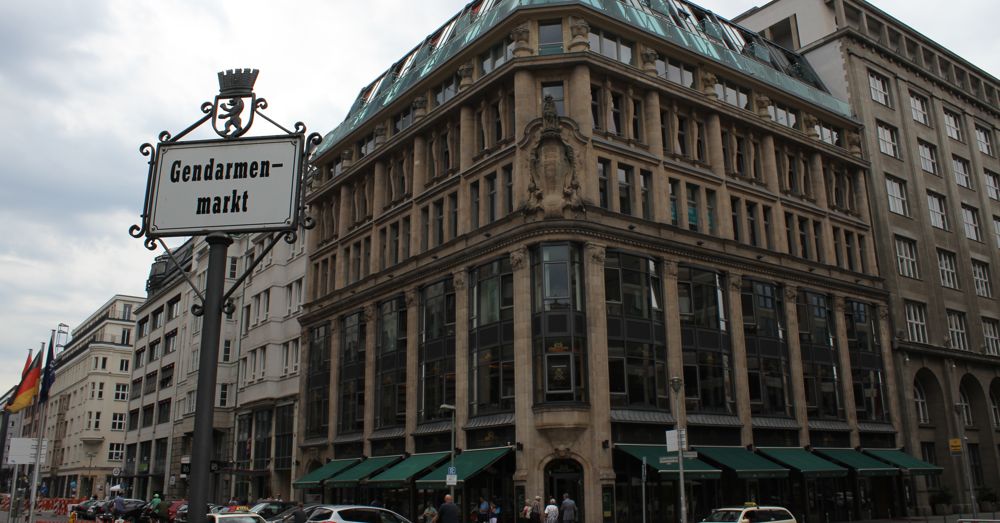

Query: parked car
[
  {"left": 271, "top": 504, "right": 321, "bottom": 523},
  {"left": 249, "top": 501, "right": 298, "bottom": 521},
  {"left": 174, "top": 503, "right": 222, "bottom": 523},
  {"left": 73, "top": 500, "right": 100, "bottom": 520},
  {"left": 701, "top": 504, "right": 796, "bottom": 523},
  {"left": 305, "top": 505, "right": 411, "bottom": 523},
  {"left": 205, "top": 513, "right": 268, "bottom": 523}
]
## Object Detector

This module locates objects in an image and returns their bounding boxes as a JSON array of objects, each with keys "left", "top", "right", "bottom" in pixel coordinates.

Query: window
[
  {"left": 910, "top": 92, "right": 930, "bottom": 125},
  {"left": 111, "top": 413, "right": 126, "bottom": 431},
  {"left": 282, "top": 338, "right": 300, "bottom": 375},
  {"left": 918, "top": 141, "right": 938, "bottom": 174},
  {"left": 905, "top": 301, "right": 928, "bottom": 344},
  {"left": 973, "top": 260, "right": 992, "bottom": 297},
  {"left": 541, "top": 82, "right": 565, "bottom": 116},
  {"left": 986, "top": 170, "right": 1000, "bottom": 200},
  {"left": 995, "top": 216, "right": 1000, "bottom": 247},
  {"left": 954, "top": 156, "right": 972, "bottom": 188},
  {"left": 469, "top": 259, "right": 515, "bottom": 416},
  {"left": 947, "top": 310, "right": 969, "bottom": 351},
  {"left": 219, "top": 383, "right": 230, "bottom": 407},
  {"left": 768, "top": 102, "right": 798, "bottom": 128},
  {"left": 714, "top": 78, "right": 751, "bottom": 109},
  {"left": 976, "top": 125, "right": 994, "bottom": 156},
  {"left": 163, "top": 331, "right": 176, "bottom": 354},
  {"left": 480, "top": 36, "right": 513, "bottom": 75},
  {"left": 108, "top": 443, "right": 124, "bottom": 462},
  {"left": 597, "top": 158, "right": 610, "bottom": 209},
  {"left": 876, "top": 122, "right": 899, "bottom": 158},
  {"left": 588, "top": 27, "right": 634, "bottom": 64},
  {"left": 610, "top": 92, "right": 624, "bottom": 135},
  {"left": 159, "top": 364, "right": 174, "bottom": 390},
  {"left": 470, "top": 181, "right": 480, "bottom": 229},
  {"left": 151, "top": 308, "right": 163, "bottom": 330},
  {"left": 538, "top": 21, "right": 563, "bottom": 55},
  {"left": 991, "top": 392, "right": 1000, "bottom": 428},
  {"left": 114, "top": 383, "right": 128, "bottom": 401},
  {"left": 869, "top": 70, "right": 891, "bottom": 106},
  {"left": 137, "top": 318, "right": 148, "bottom": 338},
  {"left": 885, "top": 176, "right": 908, "bottom": 215},
  {"left": 157, "top": 400, "right": 171, "bottom": 424},
  {"left": 166, "top": 297, "right": 180, "bottom": 321},
  {"left": 937, "top": 250, "right": 959, "bottom": 289},
  {"left": 959, "top": 388, "right": 974, "bottom": 426},
  {"left": 895, "top": 237, "right": 920, "bottom": 279},
  {"left": 531, "top": 244, "right": 587, "bottom": 404},
  {"left": 617, "top": 165, "right": 633, "bottom": 216},
  {"left": 229, "top": 256, "right": 239, "bottom": 278},
  {"left": 485, "top": 174, "right": 497, "bottom": 224},
  {"left": 983, "top": 318, "right": 1000, "bottom": 356},
  {"left": 119, "top": 359, "right": 129, "bottom": 373},
  {"left": 338, "top": 312, "right": 366, "bottom": 433},
  {"left": 640, "top": 170, "right": 652, "bottom": 220},
  {"left": 914, "top": 382, "right": 930, "bottom": 423},
  {"left": 503, "top": 164, "right": 513, "bottom": 215},
  {"left": 944, "top": 109, "right": 963, "bottom": 141},
  {"left": 927, "top": 192, "right": 949, "bottom": 229},
  {"left": 654, "top": 56, "right": 695, "bottom": 88},
  {"left": 962, "top": 205, "right": 982, "bottom": 241}
]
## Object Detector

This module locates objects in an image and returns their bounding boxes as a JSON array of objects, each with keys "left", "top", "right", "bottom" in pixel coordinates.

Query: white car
[
  {"left": 701, "top": 504, "right": 796, "bottom": 523},
  {"left": 206, "top": 513, "right": 269, "bottom": 523},
  {"left": 306, "top": 505, "right": 411, "bottom": 523}
]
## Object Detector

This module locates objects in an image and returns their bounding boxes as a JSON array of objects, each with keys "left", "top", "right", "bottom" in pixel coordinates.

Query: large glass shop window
[
  {"left": 532, "top": 244, "right": 587, "bottom": 403},
  {"left": 376, "top": 296, "right": 408, "bottom": 428},
  {"left": 605, "top": 252, "right": 668, "bottom": 409},
  {"left": 678, "top": 266, "right": 734, "bottom": 413},
  {"left": 338, "top": 312, "right": 366, "bottom": 434},
  {"left": 846, "top": 300, "right": 888, "bottom": 422},
  {"left": 469, "top": 258, "right": 515, "bottom": 416},
  {"left": 797, "top": 291, "right": 842, "bottom": 419},
  {"left": 304, "top": 323, "right": 330, "bottom": 439},
  {"left": 419, "top": 278, "right": 456, "bottom": 421},
  {"left": 741, "top": 280, "right": 792, "bottom": 417}
]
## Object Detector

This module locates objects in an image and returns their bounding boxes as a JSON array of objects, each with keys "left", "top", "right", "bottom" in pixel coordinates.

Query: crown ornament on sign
[{"left": 218, "top": 68, "right": 259, "bottom": 97}]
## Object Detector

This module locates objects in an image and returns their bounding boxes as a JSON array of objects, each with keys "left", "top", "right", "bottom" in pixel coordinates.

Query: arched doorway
[{"left": 545, "top": 459, "right": 584, "bottom": 521}]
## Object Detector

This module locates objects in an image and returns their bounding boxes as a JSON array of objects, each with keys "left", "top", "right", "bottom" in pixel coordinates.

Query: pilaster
[
  {"left": 363, "top": 304, "right": 377, "bottom": 456},
  {"left": 782, "top": 285, "right": 809, "bottom": 446},
  {"left": 663, "top": 261, "right": 686, "bottom": 425},
  {"left": 452, "top": 269, "right": 469, "bottom": 450},
  {"left": 404, "top": 289, "right": 419, "bottom": 454},
  {"left": 832, "top": 295, "right": 860, "bottom": 448},
  {"left": 510, "top": 245, "right": 533, "bottom": 487},
  {"left": 726, "top": 272, "right": 753, "bottom": 445}
]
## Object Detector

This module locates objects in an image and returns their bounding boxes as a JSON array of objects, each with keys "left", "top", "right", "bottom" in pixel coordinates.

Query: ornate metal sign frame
[{"left": 130, "top": 68, "right": 320, "bottom": 252}]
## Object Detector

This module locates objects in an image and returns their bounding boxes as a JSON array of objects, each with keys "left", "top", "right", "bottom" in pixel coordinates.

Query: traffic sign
[
  {"left": 447, "top": 466, "right": 457, "bottom": 475},
  {"left": 659, "top": 456, "right": 679, "bottom": 464},
  {"left": 949, "top": 438, "right": 963, "bottom": 455},
  {"left": 446, "top": 474, "right": 458, "bottom": 486}
]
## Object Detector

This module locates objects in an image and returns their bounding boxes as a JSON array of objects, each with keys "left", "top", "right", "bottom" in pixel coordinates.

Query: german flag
[{"left": 6, "top": 352, "right": 42, "bottom": 413}]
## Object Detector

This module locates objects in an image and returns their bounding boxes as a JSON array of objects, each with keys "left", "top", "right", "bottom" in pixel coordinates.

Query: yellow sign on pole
[{"left": 949, "top": 438, "right": 963, "bottom": 455}]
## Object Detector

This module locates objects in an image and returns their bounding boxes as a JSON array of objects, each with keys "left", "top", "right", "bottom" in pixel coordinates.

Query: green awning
[
  {"left": 696, "top": 447, "right": 789, "bottom": 479},
  {"left": 814, "top": 448, "right": 899, "bottom": 477},
  {"left": 292, "top": 459, "right": 360, "bottom": 488},
  {"left": 416, "top": 447, "right": 511, "bottom": 486},
  {"left": 864, "top": 449, "right": 942, "bottom": 475},
  {"left": 368, "top": 452, "right": 450, "bottom": 486},
  {"left": 757, "top": 448, "right": 848, "bottom": 478},
  {"left": 326, "top": 455, "right": 403, "bottom": 487},
  {"left": 615, "top": 444, "right": 722, "bottom": 480}
]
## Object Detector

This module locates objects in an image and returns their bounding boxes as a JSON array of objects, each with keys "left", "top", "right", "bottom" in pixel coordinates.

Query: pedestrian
[
  {"left": 155, "top": 495, "right": 170, "bottom": 523},
  {"left": 531, "top": 496, "right": 543, "bottom": 523},
  {"left": 521, "top": 499, "right": 532, "bottom": 522},
  {"left": 292, "top": 502, "right": 307, "bottom": 523},
  {"left": 421, "top": 501, "right": 438, "bottom": 523},
  {"left": 488, "top": 500, "right": 499, "bottom": 523},
  {"left": 113, "top": 493, "right": 125, "bottom": 522},
  {"left": 559, "top": 494, "right": 577, "bottom": 523},
  {"left": 433, "top": 494, "right": 460, "bottom": 523},
  {"left": 544, "top": 499, "right": 558, "bottom": 523},
  {"left": 477, "top": 496, "right": 490, "bottom": 523}
]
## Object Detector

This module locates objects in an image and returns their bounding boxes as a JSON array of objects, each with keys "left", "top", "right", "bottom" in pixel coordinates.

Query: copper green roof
[{"left": 315, "top": 0, "right": 852, "bottom": 159}]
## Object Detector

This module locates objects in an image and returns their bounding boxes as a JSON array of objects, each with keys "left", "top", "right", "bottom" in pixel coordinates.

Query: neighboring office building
[
  {"left": 231, "top": 232, "right": 307, "bottom": 501},
  {"left": 125, "top": 236, "right": 246, "bottom": 502},
  {"left": 296, "top": 0, "right": 910, "bottom": 521},
  {"left": 37, "top": 296, "right": 142, "bottom": 498},
  {"left": 736, "top": 0, "right": 1000, "bottom": 514}
]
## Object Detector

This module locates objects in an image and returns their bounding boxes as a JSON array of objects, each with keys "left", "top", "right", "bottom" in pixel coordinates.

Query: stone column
[
  {"left": 512, "top": 70, "right": 535, "bottom": 210},
  {"left": 412, "top": 135, "right": 428, "bottom": 198},
  {"left": 452, "top": 269, "right": 469, "bottom": 449},
  {"left": 782, "top": 285, "right": 810, "bottom": 446},
  {"left": 328, "top": 322, "right": 342, "bottom": 442},
  {"left": 877, "top": 306, "right": 904, "bottom": 445},
  {"left": 645, "top": 89, "right": 662, "bottom": 155},
  {"left": 458, "top": 62, "right": 474, "bottom": 92},
  {"left": 584, "top": 243, "right": 615, "bottom": 484},
  {"left": 509, "top": 246, "right": 534, "bottom": 489},
  {"left": 677, "top": 182, "right": 689, "bottom": 230},
  {"left": 363, "top": 304, "right": 377, "bottom": 456},
  {"left": 727, "top": 272, "right": 753, "bottom": 445},
  {"left": 372, "top": 161, "right": 387, "bottom": 217},
  {"left": 510, "top": 23, "right": 532, "bottom": 58},
  {"left": 460, "top": 105, "right": 475, "bottom": 172},
  {"left": 854, "top": 168, "right": 873, "bottom": 224},
  {"left": 760, "top": 134, "right": 780, "bottom": 194},
  {"left": 663, "top": 261, "right": 686, "bottom": 424},
  {"left": 705, "top": 113, "right": 733, "bottom": 238},
  {"left": 832, "top": 295, "right": 860, "bottom": 448},
  {"left": 569, "top": 64, "right": 592, "bottom": 138},
  {"left": 568, "top": 16, "right": 590, "bottom": 53},
  {"left": 338, "top": 184, "right": 352, "bottom": 238},
  {"left": 404, "top": 289, "right": 419, "bottom": 454}
]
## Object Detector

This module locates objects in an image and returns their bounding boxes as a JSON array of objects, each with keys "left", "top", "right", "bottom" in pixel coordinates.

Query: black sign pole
[{"left": 188, "top": 232, "right": 232, "bottom": 523}]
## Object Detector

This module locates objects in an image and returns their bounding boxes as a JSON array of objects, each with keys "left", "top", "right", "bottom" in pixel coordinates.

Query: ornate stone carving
[
  {"left": 586, "top": 243, "right": 606, "bottom": 265},
  {"left": 510, "top": 24, "right": 532, "bottom": 57},
  {"left": 729, "top": 275, "right": 743, "bottom": 292},
  {"left": 405, "top": 289, "right": 418, "bottom": 308},
  {"left": 523, "top": 96, "right": 585, "bottom": 218},
  {"left": 569, "top": 16, "right": 590, "bottom": 39},
  {"left": 510, "top": 246, "right": 529, "bottom": 271},
  {"left": 664, "top": 261, "right": 678, "bottom": 278},
  {"left": 364, "top": 304, "right": 375, "bottom": 323},
  {"left": 374, "top": 124, "right": 387, "bottom": 145},
  {"left": 641, "top": 47, "right": 659, "bottom": 74},
  {"left": 411, "top": 96, "right": 427, "bottom": 110},
  {"left": 754, "top": 93, "right": 771, "bottom": 117},
  {"left": 452, "top": 270, "right": 467, "bottom": 291},
  {"left": 783, "top": 286, "right": 798, "bottom": 300},
  {"left": 845, "top": 130, "right": 862, "bottom": 156},
  {"left": 340, "top": 149, "right": 354, "bottom": 167},
  {"left": 458, "top": 62, "right": 474, "bottom": 90},
  {"left": 701, "top": 70, "right": 718, "bottom": 97},
  {"left": 878, "top": 306, "right": 890, "bottom": 320},
  {"left": 802, "top": 113, "right": 820, "bottom": 138}
]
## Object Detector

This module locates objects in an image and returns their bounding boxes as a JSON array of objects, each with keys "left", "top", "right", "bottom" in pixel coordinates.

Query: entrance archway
[{"left": 545, "top": 459, "right": 583, "bottom": 521}]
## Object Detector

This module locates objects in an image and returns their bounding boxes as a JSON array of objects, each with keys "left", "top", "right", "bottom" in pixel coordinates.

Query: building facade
[
  {"left": 38, "top": 296, "right": 142, "bottom": 498},
  {"left": 297, "top": 1, "right": 911, "bottom": 522},
  {"left": 737, "top": 0, "right": 1000, "bottom": 514}
]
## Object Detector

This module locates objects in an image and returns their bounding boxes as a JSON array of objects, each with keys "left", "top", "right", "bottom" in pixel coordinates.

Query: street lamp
[
  {"left": 440, "top": 404, "right": 457, "bottom": 499},
  {"left": 953, "top": 403, "right": 979, "bottom": 518},
  {"left": 669, "top": 377, "right": 686, "bottom": 523}
]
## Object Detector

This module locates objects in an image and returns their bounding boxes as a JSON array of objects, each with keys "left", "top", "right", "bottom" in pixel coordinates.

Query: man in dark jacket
[
  {"left": 434, "top": 495, "right": 460, "bottom": 523},
  {"left": 559, "top": 494, "right": 577, "bottom": 523}
]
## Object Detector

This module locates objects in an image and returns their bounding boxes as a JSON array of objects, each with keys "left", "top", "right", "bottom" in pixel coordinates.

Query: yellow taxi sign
[{"left": 950, "top": 438, "right": 963, "bottom": 455}]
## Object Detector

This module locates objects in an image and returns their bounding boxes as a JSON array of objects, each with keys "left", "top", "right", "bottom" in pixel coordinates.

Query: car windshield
[{"left": 704, "top": 510, "right": 743, "bottom": 522}]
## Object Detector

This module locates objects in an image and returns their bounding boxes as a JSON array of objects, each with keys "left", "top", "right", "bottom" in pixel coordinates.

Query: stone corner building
[{"left": 296, "top": 0, "right": 908, "bottom": 521}]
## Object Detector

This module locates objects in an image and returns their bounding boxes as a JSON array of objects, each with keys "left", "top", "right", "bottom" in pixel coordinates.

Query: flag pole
[{"left": 27, "top": 339, "right": 48, "bottom": 523}]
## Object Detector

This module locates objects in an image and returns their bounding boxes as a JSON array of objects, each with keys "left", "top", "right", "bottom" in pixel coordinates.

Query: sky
[{"left": 1, "top": 0, "right": 998, "bottom": 394}]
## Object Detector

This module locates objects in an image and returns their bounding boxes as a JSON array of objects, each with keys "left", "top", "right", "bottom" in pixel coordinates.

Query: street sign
[
  {"left": 112, "top": 467, "right": 121, "bottom": 477},
  {"left": 446, "top": 474, "right": 458, "bottom": 486},
  {"left": 683, "top": 451, "right": 698, "bottom": 459},
  {"left": 148, "top": 135, "right": 304, "bottom": 237},
  {"left": 949, "top": 438, "right": 963, "bottom": 455},
  {"left": 6, "top": 438, "right": 47, "bottom": 465},
  {"left": 659, "top": 456, "right": 679, "bottom": 464},
  {"left": 447, "top": 466, "right": 457, "bottom": 475}
]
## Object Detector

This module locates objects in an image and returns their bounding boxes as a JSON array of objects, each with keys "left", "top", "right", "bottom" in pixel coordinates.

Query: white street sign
[
  {"left": 446, "top": 474, "right": 458, "bottom": 486},
  {"left": 148, "top": 135, "right": 303, "bottom": 236},
  {"left": 659, "top": 456, "right": 679, "bottom": 465},
  {"left": 6, "top": 438, "right": 47, "bottom": 465}
]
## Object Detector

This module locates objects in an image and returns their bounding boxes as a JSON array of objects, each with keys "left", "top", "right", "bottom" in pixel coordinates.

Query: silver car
[{"left": 306, "top": 505, "right": 410, "bottom": 523}]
